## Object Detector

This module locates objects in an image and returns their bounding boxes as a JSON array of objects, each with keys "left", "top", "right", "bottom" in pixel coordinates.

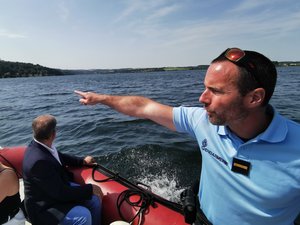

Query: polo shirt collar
[
  {"left": 258, "top": 107, "right": 287, "bottom": 143},
  {"left": 217, "top": 125, "right": 227, "bottom": 136},
  {"left": 216, "top": 106, "right": 287, "bottom": 143}
]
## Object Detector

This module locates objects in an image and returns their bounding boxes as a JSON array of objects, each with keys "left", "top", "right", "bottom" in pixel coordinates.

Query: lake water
[{"left": 0, "top": 67, "right": 299, "bottom": 202}]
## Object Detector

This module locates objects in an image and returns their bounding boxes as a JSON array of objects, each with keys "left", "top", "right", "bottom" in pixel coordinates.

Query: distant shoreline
[{"left": 0, "top": 59, "right": 299, "bottom": 78}]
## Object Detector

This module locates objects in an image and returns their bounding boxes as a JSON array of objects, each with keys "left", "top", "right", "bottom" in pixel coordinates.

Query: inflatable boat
[{"left": 0, "top": 146, "right": 188, "bottom": 225}]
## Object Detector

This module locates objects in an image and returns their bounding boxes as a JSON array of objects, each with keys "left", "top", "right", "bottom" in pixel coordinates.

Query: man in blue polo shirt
[{"left": 75, "top": 48, "right": 300, "bottom": 225}]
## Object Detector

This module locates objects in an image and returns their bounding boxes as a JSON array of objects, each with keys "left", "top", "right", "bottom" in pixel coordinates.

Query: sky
[{"left": 0, "top": 0, "right": 299, "bottom": 69}]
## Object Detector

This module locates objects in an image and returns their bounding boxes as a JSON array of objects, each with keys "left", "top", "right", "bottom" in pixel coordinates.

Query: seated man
[{"left": 23, "top": 114, "right": 102, "bottom": 225}]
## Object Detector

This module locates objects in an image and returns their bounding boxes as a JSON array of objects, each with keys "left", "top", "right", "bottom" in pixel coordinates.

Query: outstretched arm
[{"left": 74, "top": 90, "right": 176, "bottom": 131}]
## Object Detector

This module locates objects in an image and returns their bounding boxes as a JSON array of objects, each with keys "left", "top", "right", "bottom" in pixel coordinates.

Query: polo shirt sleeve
[{"left": 173, "top": 106, "right": 206, "bottom": 138}]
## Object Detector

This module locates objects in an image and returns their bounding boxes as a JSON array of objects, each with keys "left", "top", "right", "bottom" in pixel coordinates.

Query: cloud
[
  {"left": 57, "top": 0, "right": 70, "bottom": 22},
  {"left": 144, "top": 4, "right": 181, "bottom": 22},
  {"left": 0, "top": 29, "right": 27, "bottom": 39},
  {"left": 229, "top": 0, "right": 297, "bottom": 14},
  {"left": 114, "top": 0, "right": 180, "bottom": 23},
  {"left": 125, "top": 0, "right": 300, "bottom": 49},
  {"left": 230, "top": 0, "right": 276, "bottom": 12}
]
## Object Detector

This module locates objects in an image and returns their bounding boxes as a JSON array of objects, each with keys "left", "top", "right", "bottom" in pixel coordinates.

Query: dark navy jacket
[{"left": 22, "top": 141, "right": 93, "bottom": 225}]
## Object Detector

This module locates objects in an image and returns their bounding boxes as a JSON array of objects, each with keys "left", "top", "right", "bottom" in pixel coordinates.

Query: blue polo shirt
[{"left": 173, "top": 106, "right": 300, "bottom": 225}]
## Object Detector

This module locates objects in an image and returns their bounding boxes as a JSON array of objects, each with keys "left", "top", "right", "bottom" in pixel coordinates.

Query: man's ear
[
  {"left": 51, "top": 130, "right": 56, "bottom": 140},
  {"left": 244, "top": 88, "right": 265, "bottom": 108}
]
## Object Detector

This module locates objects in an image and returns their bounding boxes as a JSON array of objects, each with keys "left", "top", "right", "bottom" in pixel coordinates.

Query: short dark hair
[
  {"left": 212, "top": 49, "right": 277, "bottom": 105},
  {"left": 32, "top": 115, "right": 56, "bottom": 141}
]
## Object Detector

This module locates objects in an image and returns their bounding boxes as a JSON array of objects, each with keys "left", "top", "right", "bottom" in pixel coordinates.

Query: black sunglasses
[{"left": 223, "top": 48, "right": 260, "bottom": 86}]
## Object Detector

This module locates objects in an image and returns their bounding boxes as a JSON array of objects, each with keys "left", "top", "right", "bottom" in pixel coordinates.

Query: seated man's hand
[{"left": 83, "top": 156, "right": 97, "bottom": 166}]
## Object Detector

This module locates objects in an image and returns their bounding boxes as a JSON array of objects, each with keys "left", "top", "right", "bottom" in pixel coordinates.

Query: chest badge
[{"left": 231, "top": 157, "right": 251, "bottom": 176}]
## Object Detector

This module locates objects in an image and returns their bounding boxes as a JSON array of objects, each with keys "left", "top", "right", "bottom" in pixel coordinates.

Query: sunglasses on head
[{"left": 223, "top": 48, "right": 260, "bottom": 86}]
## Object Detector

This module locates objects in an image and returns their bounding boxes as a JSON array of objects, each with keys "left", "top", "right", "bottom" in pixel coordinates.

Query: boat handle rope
[
  {"left": 116, "top": 189, "right": 156, "bottom": 225},
  {"left": 91, "top": 164, "right": 158, "bottom": 225},
  {"left": 92, "top": 164, "right": 121, "bottom": 182}
]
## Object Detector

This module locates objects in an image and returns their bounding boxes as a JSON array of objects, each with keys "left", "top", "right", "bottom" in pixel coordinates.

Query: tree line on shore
[{"left": 0, "top": 59, "right": 299, "bottom": 78}]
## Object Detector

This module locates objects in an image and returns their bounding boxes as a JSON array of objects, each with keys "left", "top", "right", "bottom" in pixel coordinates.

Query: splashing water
[{"left": 139, "top": 171, "right": 186, "bottom": 203}]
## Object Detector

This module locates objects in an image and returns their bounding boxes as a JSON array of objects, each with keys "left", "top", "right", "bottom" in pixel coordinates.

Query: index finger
[{"left": 74, "top": 90, "right": 86, "bottom": 97}]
